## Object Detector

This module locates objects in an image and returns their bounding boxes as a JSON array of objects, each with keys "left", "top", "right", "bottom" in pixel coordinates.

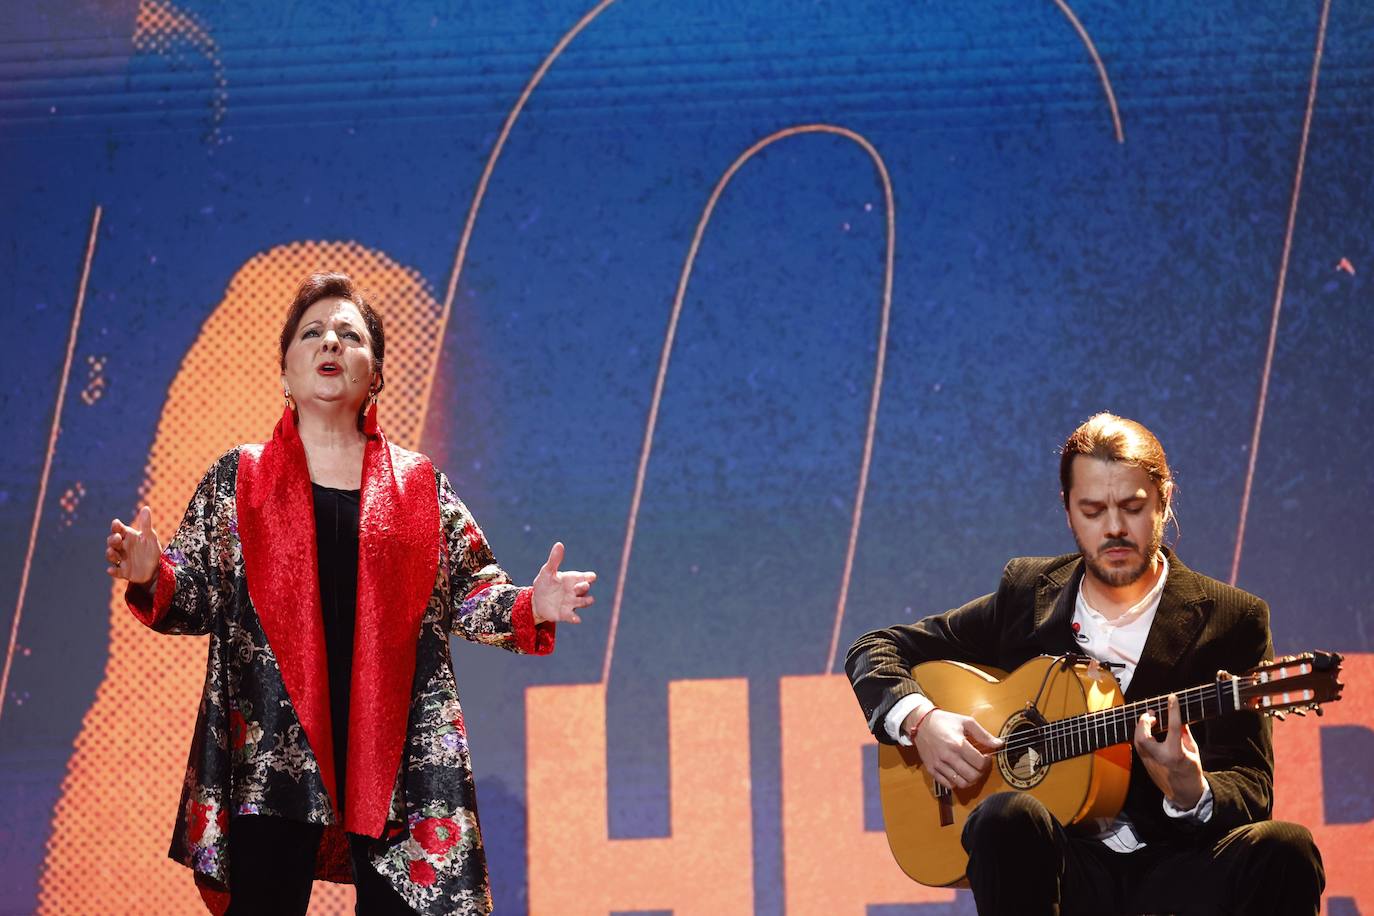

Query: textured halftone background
[{"left": 2, "top": 0, "right": 1372, "bottom": 913}]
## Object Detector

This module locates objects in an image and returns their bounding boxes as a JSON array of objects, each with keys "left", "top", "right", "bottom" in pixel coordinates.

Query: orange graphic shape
[
  {"left": 526, "top": 679, "right": 754, "bottom": 914},
  {"left": 132, "top": 0, "right": 229, "bottom": 143},
  {"left": 780, "top": 674, "right": 955, "bottom": 913},
  {"left": 1272, "top": 651, "right": 1374, "bottom": 913},
  {"left": 39, "top": 242, "right": 441, "bottom": 915}
]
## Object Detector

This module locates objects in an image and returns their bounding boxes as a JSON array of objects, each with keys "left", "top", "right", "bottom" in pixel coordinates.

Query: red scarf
[{"left": 237, "top": 405, "right": 440, "bottom": 837}]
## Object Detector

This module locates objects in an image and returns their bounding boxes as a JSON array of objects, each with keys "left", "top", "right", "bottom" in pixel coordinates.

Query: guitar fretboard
[{"left": 1000, "top": 678, "right": 1236, "bottom": 764}]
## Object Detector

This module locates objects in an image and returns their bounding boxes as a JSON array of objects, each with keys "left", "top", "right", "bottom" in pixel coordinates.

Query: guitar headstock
[{"left": 1232, "top": 651, "right": 1344, "bottom": 718}]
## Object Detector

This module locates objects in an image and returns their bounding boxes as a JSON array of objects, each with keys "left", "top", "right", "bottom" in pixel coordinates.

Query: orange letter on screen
[
  {"left": 780, "top": 674, "right": 955, "bottom": 914},
  {"left": 1273, "top": 651, "right": 1373, "bottom": 911},
  {"left": 526, "top": 679, "right": 753, "bottom": 915}
]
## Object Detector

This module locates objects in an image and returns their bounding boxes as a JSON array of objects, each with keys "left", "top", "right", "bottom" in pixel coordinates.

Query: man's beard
[{"left": 1077, "top": 514, "right": 1165, "bottom": 588}]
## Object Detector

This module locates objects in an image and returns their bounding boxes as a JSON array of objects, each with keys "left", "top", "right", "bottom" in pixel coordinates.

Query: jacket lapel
[
  {"left": 347, "top": 431, "right": 440, "bottom": 837},
  {"left": 236, "top": 408, "right": 338, "bottom": 813},
  {"left": 236, "top": 407, "right": 443, "bottom": 836},
  {"left": 1033, "top": 556, "right": 1082, "bottom": 656},
  {"left": 1124, "top": 549, "right": 1209, "bottom": 701}
]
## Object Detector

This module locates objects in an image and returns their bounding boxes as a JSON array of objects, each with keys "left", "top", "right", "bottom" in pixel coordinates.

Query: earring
[{"left": 283, "top": 387, "right": 295, "bottom": 412}]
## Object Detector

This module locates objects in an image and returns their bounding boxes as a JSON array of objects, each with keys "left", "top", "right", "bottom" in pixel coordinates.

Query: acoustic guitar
[{"left": 877, "top": 651, "right": 1345, "bottom": 888}]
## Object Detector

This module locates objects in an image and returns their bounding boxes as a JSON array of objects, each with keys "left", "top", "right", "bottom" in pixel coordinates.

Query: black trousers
[
  {"left": 962, "top": 792, "right": 1325, "bottom": 916},
  {"left": 224, "top": 815, "right": 417, "bottom": 916}
]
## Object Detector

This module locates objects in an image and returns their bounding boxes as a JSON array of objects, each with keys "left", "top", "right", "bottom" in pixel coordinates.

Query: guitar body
[{"left": 878, "top": 657, "right": 1133, "bottom": 888}]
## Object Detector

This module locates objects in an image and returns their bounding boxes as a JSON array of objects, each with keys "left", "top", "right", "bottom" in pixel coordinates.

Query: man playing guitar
[{"left": 846, "top": 413, "right": 1325, "bottom": 914}]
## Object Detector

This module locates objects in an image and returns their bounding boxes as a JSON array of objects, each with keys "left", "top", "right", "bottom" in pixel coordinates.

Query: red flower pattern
[
  {"left": 229, "top": 710, "right": 247, "bottom": 750},
  {"left": 413, "top": 817, "right": 462, "bottom": 856},
  {"left": 461, "top": 521, "right": 485, "bottom": 555},
  {"left": 187, "top": 800, "right": 213, "bottom": 844},
  {"left": 409, "top": 858, "right": 437, "bottom": 886}
]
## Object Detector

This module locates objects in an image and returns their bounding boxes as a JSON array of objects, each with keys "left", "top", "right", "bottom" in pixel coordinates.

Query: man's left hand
[
  {"left": 1134, "top": 692, "right": 1206, "bottom": 810},
  {"left": 531, "top": 542, "right": 597, "bottom": 624}
]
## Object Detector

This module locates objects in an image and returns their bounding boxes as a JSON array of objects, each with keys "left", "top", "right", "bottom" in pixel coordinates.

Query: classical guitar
[{"left": 877, "top": 651, "right": 1345, "bottom": 888}]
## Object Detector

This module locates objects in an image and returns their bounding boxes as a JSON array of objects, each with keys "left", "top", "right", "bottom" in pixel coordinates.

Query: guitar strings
[{"left": 992, "top": 679, "right": 1236, "bottom": 760}]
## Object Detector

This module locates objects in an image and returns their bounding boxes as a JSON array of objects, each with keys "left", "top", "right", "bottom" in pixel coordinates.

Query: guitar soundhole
[{"left": 997, "top": 713, "right": 1049, "bottom": 790}]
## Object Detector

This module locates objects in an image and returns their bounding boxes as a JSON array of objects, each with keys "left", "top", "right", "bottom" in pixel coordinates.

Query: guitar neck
[{"left": 1033, "top": 678, "right": 1237, "bottom": 764}]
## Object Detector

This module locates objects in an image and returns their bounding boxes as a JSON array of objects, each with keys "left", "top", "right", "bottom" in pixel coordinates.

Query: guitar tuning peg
[
  {"left": 1314, "top": 704, "right": 1324, "bottom": 717},
  {"left": 1292, "top": 708, "right": 1306, "bottom": 717},
  {"left": 1271, "top": 710, "right": 1286, "bottom": 721}
]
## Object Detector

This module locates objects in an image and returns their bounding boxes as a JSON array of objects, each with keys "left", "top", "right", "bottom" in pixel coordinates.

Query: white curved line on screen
[
  {"left": 418, "top": 0, "right": 1128, "bottom": 439},
  {"left": 0, "top": 205, "right": 101, "bottom": 727},
  {"left": 600, "top": 124, "right": 895, "bottom": 683},
  {"left": 1050, "top": 0, "right": 1125, "bottom": 143},
  {"left": 1230, "top": 0, "right": 1331, "bottom": 586},
  {"left": 415, "top": 0, "right": 1130, "bottom": 680},
  {"left": 417, "top": 0, "right": 621, "bottom": 439}
]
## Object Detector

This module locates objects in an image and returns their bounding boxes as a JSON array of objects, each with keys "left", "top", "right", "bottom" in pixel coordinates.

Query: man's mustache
[{"left": 1098, "top": 538, "right": 1138, "bottom": 554}]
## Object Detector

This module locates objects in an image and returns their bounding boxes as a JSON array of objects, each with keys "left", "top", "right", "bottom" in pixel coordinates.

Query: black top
[{"left": 312, "top": 481, "right": 360, "bottom": 817}]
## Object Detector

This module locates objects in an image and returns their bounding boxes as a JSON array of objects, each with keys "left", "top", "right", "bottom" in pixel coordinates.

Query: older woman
[{"left": 104, "top": 273, "right": 595, "bottom": 915}]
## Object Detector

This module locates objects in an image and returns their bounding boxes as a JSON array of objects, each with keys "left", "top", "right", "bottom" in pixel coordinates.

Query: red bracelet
[{"left": 910, "top": 705, "right": 939, "bottom": 742}]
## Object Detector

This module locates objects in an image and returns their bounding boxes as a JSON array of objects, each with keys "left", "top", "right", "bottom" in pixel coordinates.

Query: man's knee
[
  {"left": 1223, "top": 820, "right": 1325, "bottom": 892},
  {"left": 1234, "top": 820, "right": 1319, "bottom": 860},
  {"left": 962, "top": 791, "right": 1055, "bottom": 854}
]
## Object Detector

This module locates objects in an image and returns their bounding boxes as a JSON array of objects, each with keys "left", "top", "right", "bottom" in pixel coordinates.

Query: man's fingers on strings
[
  {"left": 942, "top": 751, "right": 980, "bottom": 784},
  {"left": 968, "top": 720, "right": 1004, "bottom": 750},
  {"left": 957, "top": 740, "right": 988, "bottom": 770},
  {"left": 1135, "top": 711, "right": 1167, "bottom": 753}
]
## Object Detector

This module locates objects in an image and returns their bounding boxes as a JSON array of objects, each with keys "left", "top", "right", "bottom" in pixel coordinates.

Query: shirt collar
[{"left": 1077, "top": 551, "right": 1170, "bottom": 627}]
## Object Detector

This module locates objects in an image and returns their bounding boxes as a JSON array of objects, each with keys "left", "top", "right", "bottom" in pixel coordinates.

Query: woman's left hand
[{"left": 531, "top": 542, "right": 596, "bottom": 624}]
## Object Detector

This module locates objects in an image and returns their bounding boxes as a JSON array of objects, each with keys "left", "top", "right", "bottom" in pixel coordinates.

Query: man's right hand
[{"left": 903, "top": 707, "right": 1003, "bottom": 791}]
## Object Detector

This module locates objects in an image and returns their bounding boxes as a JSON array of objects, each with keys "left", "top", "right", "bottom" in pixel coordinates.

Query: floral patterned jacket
[{"left": 126, "top": 409, "right": 554, "bottom": 915}]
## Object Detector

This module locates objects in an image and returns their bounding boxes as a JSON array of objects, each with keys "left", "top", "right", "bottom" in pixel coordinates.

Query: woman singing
[{"left": 103, "top": 273, "right": 595, "bottom": 915}]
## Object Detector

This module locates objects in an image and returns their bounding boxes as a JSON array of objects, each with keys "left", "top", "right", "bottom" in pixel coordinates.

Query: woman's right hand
[
  {"left": 905, "top": 707, "right": 1003, "bottom": 791},
  {"left": 106, "top": 506, "right": 163, "bottom": 587}
]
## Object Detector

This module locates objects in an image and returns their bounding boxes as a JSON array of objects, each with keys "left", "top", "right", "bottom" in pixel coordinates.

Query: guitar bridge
[{"left": 933, "top": 781, "right": 954, "bottom": 826}]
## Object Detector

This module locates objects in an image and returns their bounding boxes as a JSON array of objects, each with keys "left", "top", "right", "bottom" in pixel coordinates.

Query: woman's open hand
[
  {"left": 530, "top": 542, "right": 596, "bottom": 624},
  {"left": 106, "top": 506, "right": 163, "bottom": 587}
]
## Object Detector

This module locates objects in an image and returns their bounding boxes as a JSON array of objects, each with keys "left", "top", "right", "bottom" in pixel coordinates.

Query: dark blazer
[{"left": 845, "top": 548, "right": 1275, "bottom": 844}]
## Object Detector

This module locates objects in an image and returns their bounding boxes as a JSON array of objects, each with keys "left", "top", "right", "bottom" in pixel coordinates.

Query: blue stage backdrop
[{"left": 2, "top": 1, "right": 1372, "bottom": 913}]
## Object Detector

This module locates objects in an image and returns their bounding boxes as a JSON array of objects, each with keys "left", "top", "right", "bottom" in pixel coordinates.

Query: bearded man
[{"left": 846, "top": 413, "right": 1324, "bottom": 915}]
